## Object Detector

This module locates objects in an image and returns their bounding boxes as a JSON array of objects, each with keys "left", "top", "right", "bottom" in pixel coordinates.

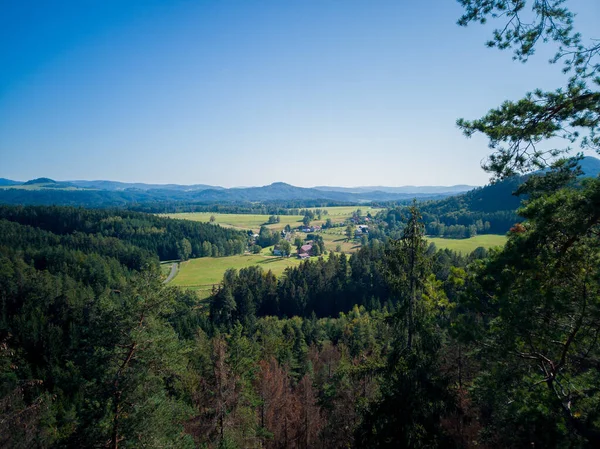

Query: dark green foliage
[
  {"left": 256, "top": 225, "right": 281, "bottom": 248},
  {"left": 209, "top": 245, "right": 394, "bottom": 321},
  {"left": 453, "top": 2, "right": 600, "bottom": 445},
  {"left": 0, "top": 236, "right": 195, "bottom": 447},
  {"left": 356, "top": 205, "right": 456, "bottom": 447},
  {"left": 0, "top": 205, "right": 247, "bottom": 260},
  {"left": 459, "top": 177, "right": 600, "bottom": 447}
]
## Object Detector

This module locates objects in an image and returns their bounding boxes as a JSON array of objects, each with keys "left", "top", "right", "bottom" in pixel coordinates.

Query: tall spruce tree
[{"left": 356, "top": 204, "right": 454, "bottom": 448}]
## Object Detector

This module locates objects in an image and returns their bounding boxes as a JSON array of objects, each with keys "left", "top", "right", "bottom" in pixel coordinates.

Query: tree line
[{"left": 130, "top": 200, "right": 355, "bottom": 215}]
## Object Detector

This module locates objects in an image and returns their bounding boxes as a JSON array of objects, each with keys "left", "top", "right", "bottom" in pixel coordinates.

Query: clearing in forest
[{"left": 427, "top": 234, "right": 506, "bottom": 254}]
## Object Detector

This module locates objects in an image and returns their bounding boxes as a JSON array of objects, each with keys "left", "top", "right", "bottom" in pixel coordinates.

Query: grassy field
[
  {"left": 162, "top": 206, "right": 381, "bottom": 233},
  {"left": 427, "top": 234, "right": 506, "bottom": 254},
  {"left": 308, "top": 206, "right": 380, "bottom": 219},
  {"left": 321, "top": 228, "right": 361, "bottom": 253},
  {"left": 162, "top": 212, "right": 305, "bottom": 232},
  {"left": 171, "top": 254, "right": 303, "bottom": 297},
  {"left": 169, "top": 233, "right": 506, "bottom": 298}
]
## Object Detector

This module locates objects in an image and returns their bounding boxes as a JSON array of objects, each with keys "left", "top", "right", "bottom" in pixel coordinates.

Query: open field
[
  {"left": 171, "top": 254, "right": 303, "bottom": 296},
  {"left": 320, "top": 228, "right": 361, "bottom": 253},
  {"left": 162, "top": 212, "right": 305, "bottom": 232},
  {"left": 427, "top": 234, "right": 506, "bottom": 253},
  {"left": 162, "top": 206, "right": 382, "bottom": 232},
  {"left": 307, "top": 206, "right": 380, "bottom": 219}
]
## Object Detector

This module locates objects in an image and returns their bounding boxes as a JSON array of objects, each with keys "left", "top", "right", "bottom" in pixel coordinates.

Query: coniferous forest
[{"left": 2, "top": 0, "right": 600, "bottom": 448}]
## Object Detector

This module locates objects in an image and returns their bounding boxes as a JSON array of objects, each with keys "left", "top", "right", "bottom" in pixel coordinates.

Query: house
[
  {"left": 355, "top": 225, "right": 369, "bottom": 238},
  {"left": 273, "top": 249, "right": 284, "bottom": 256},
  {"left": 297, "top": 244, "right": 313, "bottom": 258}
]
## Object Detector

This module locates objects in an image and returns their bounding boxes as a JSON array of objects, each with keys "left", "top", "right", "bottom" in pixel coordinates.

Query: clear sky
[{"left": 1, "top": 0, "right": 598, "bottom": 187}]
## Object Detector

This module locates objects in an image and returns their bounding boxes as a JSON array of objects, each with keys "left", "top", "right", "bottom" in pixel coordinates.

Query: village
[{"left": 269, "top": 215, "right": 371, "bottom": 259}]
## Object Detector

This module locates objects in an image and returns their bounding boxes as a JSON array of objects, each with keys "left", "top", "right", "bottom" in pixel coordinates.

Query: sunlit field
[
  {"left": 162, "top": 206, "right": 381, "bottom": 232},
  {"left": 171, "top": 254, "right": 303, "bottom": 296},
  {"left": 427, "top": 234, "right": 507, "bottom": 254}
]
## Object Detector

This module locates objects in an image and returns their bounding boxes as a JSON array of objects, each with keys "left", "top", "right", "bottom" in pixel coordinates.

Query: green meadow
[
  {"left": 306, "top": 205, "right": 380, "bottom": 219},
  {"left": 162, "top": 212, "right": 304, "bottom": 232},
  {"left": 427, "top": 234, "right": 507, "bottom": 253},
  {"left": 162, "top": 206, "right": 381, "bottom": 232},
  {"left": 171, "top": 254, "right": 303, "bottom": 297},
  {"left": 320, "top": 228, "right": 361, "bottom": 253}
]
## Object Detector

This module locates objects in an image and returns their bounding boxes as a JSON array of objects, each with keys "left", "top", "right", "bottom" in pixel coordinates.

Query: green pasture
[
  {"left": 427, "top": 234, "right": 506, "bottom": 254},
  {"left": 320, "top": 228, "right": 361, "bottom": 253},
  {"left": 171, "top": 254, "right": 303, "bottom": 292},
  {"left": 162, "top": 212, "right": 305, "bottom": 232},
  {"left": 305, "top": 206, "right": 380, "bottom": 223},
  {"left": 162, "top": 206, "right": 380, "bottom": 232}
]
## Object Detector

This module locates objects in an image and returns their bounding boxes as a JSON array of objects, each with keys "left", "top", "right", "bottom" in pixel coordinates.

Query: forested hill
[
  {"left": 413, "top": 156, "right": 600, "bottom": 235},
  {"left": 422, "top": 176, "right": 522, "bottom": 214},
  {"left": 0, "top": 205, "right": 247, "bottom": 260},
  {"left": 422, "top": 156, "right": 600, "bottom": 216}
]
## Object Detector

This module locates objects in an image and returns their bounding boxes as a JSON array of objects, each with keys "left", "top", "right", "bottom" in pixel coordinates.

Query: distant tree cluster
[{"left": 257, "top": 225, "right": 281, "bottom": 248}]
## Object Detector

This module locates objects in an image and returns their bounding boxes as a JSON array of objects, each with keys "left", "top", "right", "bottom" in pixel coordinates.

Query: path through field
[{"left": 163, "top": 263, "right": 178, "bottom": 284}]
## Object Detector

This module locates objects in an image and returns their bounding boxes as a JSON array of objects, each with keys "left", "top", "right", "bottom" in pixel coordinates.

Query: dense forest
[
  {"left": 3, "top": 162, "right": 600, "bottom": 447},
  {"left": 0, "top": 206, "right": 247, "bottom": 260}
]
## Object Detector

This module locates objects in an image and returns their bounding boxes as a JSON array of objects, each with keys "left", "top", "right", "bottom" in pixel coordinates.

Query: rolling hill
[
  {"left": 1, "top": 156, "right": 597, "bottom": 208},
  {"left": 0, "top": 179, "right": 473, "bottom": 207}
]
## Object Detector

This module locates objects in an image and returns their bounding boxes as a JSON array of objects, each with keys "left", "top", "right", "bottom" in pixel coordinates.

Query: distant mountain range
[
  {"left": 67, "top": 180, "right": 224, "bottom": 191},
  {"left": 0, "top": 180, "right": 468, "bottom": 207},
  {"left": 0, "top": 177, "right": 477, "bottom": 207},
  {"left": 1, "top": 156, "right": 598, "bottom": 207},
  {"left": 0, "top": 178, "right": 24, "bottom": 187},
  {"left": 313, "top": 185, "right": 476, "bottom": 194},
  {"left": 0, "top": 178, "right": 477, "bottom": 194}
]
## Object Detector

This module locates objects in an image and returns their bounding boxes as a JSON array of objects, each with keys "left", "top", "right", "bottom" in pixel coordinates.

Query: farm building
[{"left": 297, "top": 244, "right": 313, "bottom": 258}]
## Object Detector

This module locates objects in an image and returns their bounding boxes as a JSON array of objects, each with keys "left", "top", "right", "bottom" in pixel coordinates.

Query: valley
[{"left": 3, "top": 1, "right": 599, "bottom": 445}]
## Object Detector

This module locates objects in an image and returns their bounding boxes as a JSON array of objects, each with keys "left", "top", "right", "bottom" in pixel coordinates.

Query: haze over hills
[
  {"left": 1, "top": 156, "right": 598, "bottom": 208},
  {"left": 2, "top": 178, "right": 477, "bottom": 194},
  {"left": 0, "top": 178, "right": 23, "bottom": 186},
  {"left": 0, "top": 180, "right": 467, "bottom": 207},
  {"left": 313, "top": 185, "right": 477, "bottom": 194},
  {"left": 67, "top": 180, "right": 225, "bottom": 191}
]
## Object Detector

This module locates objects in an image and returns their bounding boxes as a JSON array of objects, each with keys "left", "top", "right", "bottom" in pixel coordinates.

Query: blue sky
[{"left": 1, "top": 0, "right": 598, "bottom": 187}]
